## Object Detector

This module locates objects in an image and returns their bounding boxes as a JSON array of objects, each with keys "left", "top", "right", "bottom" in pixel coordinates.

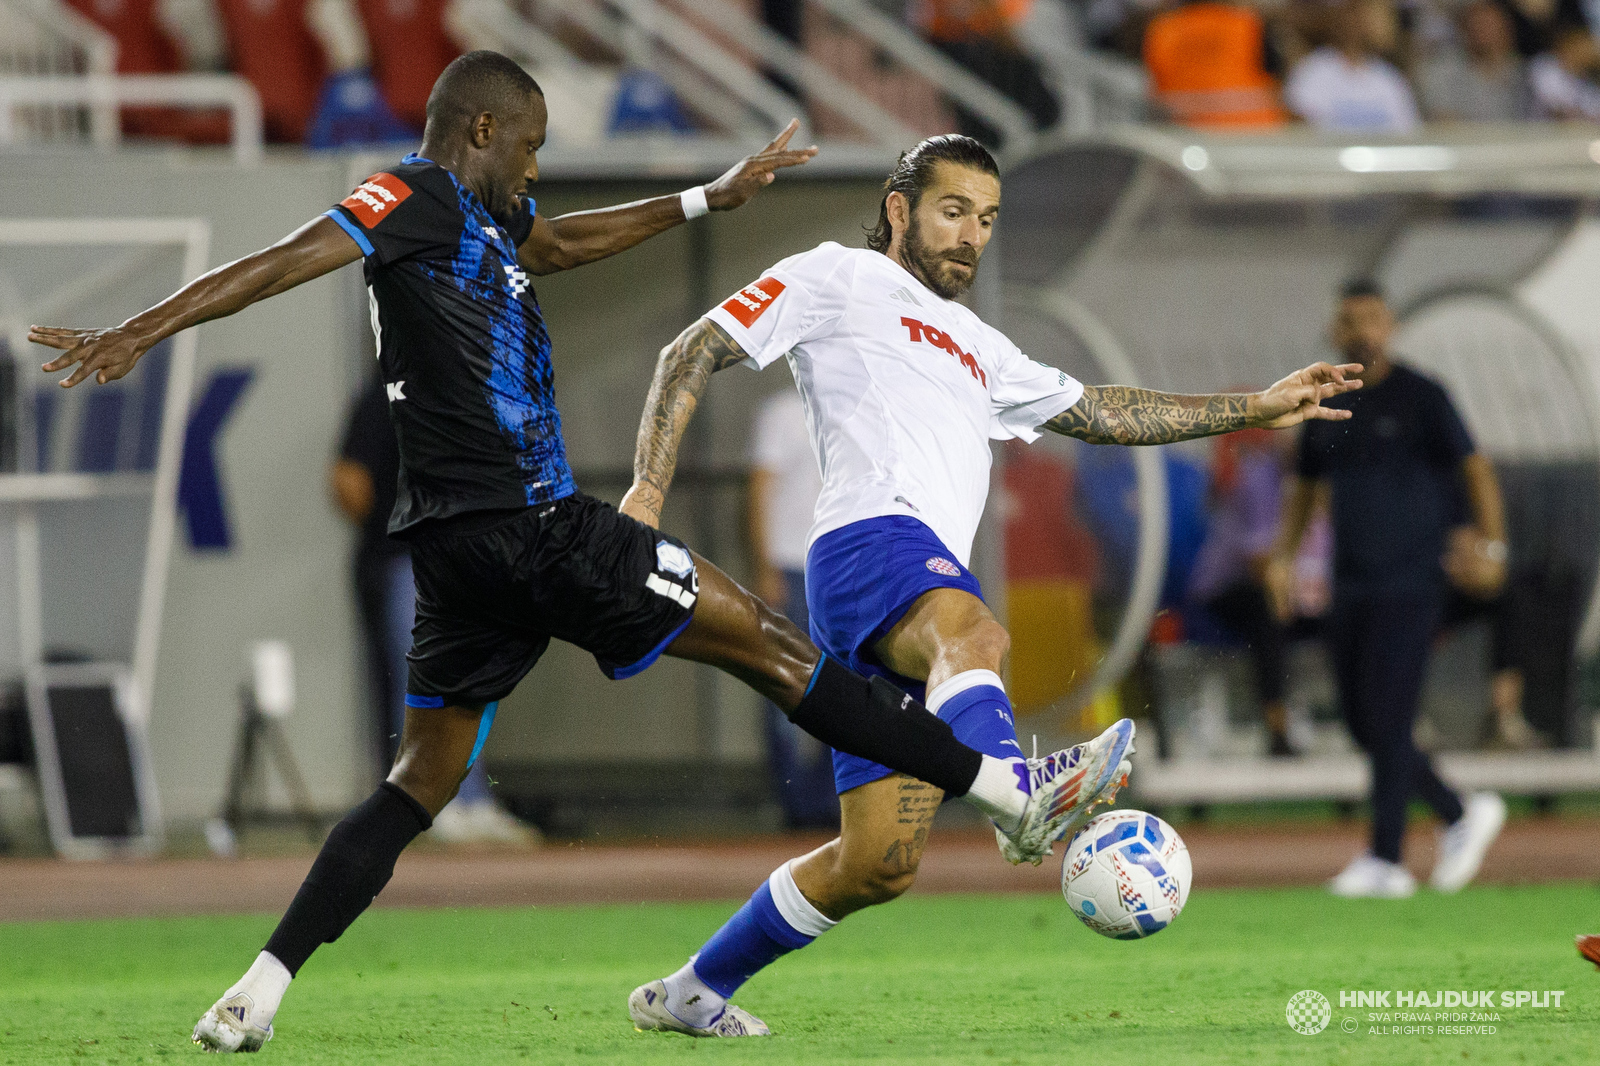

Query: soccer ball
[{"left": 1061, "top": 810, "right": 1191, "bottom": 940}]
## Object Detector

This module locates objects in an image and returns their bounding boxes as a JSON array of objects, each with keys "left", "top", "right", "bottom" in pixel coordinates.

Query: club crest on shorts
[
  {"left": 656, "top": 541, "right": 695, "bottom": 578},
  {"left": 925, "top": 557, "right": 961, "bottom": 577}
]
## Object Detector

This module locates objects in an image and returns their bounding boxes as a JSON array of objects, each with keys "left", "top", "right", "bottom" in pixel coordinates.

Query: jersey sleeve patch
[
  {"left": 720, "top": 277, "right": 786, "bottom": 328},
  {"left": 340, "top": 173, "right": 413, "bottom": 229}
]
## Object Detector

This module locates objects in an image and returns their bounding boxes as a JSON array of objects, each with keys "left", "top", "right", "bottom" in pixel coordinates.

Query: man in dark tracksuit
[{"left": 1270, "top": 279, "right": 1508, "bottom": 898}]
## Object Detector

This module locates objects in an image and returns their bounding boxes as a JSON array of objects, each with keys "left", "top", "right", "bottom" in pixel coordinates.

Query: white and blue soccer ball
[{"left": 1061, "top": 810, "right": 1191, "bottom": 940}]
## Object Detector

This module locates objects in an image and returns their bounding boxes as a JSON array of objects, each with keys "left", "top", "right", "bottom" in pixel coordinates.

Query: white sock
[
  {"left": 224, "top": 951, "right": 292, "bottom": 1027},
  {"left": 965, "top": 754, "right": 1028, "bottom": 833},
  {"left": 661, "top": 959, "right": 725, "bottom": 1028}
]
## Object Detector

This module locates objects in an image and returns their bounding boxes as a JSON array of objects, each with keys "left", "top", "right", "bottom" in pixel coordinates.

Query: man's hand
[
  {"left": 1443, "top": 525, "right": 1507, "bottom": 599},
  {"left": 31, "top": 325, "right": 148, "bottom": 388},
  {"left": 704, "top": 119, "right": 818, "bottom": 212},
  {"left": 1247, "top": 362, "right": 1363, "bottom": 429},
  {"left": 620, "top": 482, "right": 664, "bottom": 529}
]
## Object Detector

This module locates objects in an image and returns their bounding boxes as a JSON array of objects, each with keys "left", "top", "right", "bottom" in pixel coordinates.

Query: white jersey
[{"left": 706, "top": 242, "right": 1084, "bottom": 567}]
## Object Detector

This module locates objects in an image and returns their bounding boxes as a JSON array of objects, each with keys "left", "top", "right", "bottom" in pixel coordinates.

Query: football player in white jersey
[{"left": 620, "top": 135, "right": 1360, "bottom": 1037}]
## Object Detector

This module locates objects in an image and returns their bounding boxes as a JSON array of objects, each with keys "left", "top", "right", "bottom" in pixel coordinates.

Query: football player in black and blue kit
[{"left": 30, "top": 52, "right": 1064, "bottom": 1051}]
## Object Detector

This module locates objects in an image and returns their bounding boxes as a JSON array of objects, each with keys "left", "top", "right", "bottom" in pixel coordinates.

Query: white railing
[
  {"left": 0, "top": 74, "right": 263, "bottom": 165},
  {"left": 1, "top": 0, "right": 116, "bottom": 142},
  {"left": 674, "top": 0, "right": 917, "bottom": 148},
  {"left": 812, "top": 0, "right": 1036, "bottom": 156}
]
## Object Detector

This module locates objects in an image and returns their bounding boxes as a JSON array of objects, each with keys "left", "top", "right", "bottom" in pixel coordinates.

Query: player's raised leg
[
  {"left": 872, "top": 588, "right": 1135, "bottom": 864},
  {"left": 661, "top": 550, "right": 1035, "bottom": 826},
  {"left": 192, "top": 703, "right": 492, "bottom": 1052}
]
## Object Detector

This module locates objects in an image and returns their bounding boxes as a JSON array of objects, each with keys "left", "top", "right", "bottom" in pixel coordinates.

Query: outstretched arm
[
  {"left": 30, "top": 216, "right": 362, "bottom": 388},
  {"left": 621, "top": 318, "right": 750, "bottom": 527},
  {"left": 518, "top": 120, "right": 817, "bottom": 276},
  {"left": 1046, "top": 362, "right": 1363, "bottom": 445}
]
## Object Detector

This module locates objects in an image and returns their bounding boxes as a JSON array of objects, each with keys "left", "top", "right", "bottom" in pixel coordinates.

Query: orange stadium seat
[{"left": 1143, "top": 2, "right": 1287, "bottom": 129}]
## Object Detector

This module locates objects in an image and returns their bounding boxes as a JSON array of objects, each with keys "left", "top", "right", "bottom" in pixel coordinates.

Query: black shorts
[{"left": 403, "top": 492, "right": 699, "bottom": 708}]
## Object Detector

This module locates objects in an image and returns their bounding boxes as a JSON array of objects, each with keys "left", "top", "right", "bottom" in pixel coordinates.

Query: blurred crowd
[
  {"left": 52, "top": 0, "right": 1600, "bottom": 151},
  {"left": 1114, "top": 0, "right": 1600, "bottom": 128}
]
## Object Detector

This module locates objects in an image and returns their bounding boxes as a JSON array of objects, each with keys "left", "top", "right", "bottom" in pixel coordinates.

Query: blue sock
[
  {"left": 663, "top": 862, "right": 837, "bottom": 1026},
  {"left": 927, "top": 670, "right": 1024, "bottom": 761},
  {"left": 692, "top": 882, "right": 812, "bottom": 997}
]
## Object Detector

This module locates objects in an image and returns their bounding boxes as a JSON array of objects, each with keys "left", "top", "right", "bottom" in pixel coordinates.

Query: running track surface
[{"left": 2, "top": 818, "right": 1597, "bottom": 922}]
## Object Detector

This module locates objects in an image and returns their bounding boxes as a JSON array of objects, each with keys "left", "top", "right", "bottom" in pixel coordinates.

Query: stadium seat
[
  {"left": 353, "top": 0, "right": 460, "bottom": 131},
  {"left": 213, "top": 0, "right": 329, "bottom": 142}
]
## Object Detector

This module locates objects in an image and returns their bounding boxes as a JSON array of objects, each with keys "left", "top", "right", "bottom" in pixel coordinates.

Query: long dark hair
[{"left": 865, "top": 135, "right": 1000, "bottom": 253}]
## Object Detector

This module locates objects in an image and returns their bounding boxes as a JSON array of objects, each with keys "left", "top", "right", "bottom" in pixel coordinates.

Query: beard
[{"left": 902, "top": 216, "right": 980, "bottom": 300}]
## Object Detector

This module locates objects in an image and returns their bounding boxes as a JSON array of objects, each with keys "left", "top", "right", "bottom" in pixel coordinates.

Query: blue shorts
[{"left": 804, "top": 515, "right": 985, "bottom": 794}]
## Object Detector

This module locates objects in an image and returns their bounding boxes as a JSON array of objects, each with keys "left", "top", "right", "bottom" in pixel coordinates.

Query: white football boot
[
  {"left": 1430, "top": 792, "right": 1506, "bottom": 893},
  {"left": 628, "top": 980, "right": 769, "bottom": 1037},
  {"left": 997, "top": 718, "right": 1136, "bottom": 866},
  {"left": 192, "top": 993, "right": 274, "bottom": 1053},
  {"left": 1328, "top": 854, "right": 1416, "bottom": 899}
]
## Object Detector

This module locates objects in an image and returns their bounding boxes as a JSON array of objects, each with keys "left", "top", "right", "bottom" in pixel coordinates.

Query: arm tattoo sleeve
[
  {"left": 1045, "top": 384, "right": 1251, "bottom": 445},
  {"left": 630, "top": 318, "right": 749, "bottom": 513}
]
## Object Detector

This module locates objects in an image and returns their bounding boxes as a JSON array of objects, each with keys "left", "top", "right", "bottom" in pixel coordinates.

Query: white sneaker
[
  {"left": 997, "top": 719, "right": 1136, "bottom": 866},
  {"left": 628, "top": 980, "right": 769, "bottom": 1037},
  {"left": 192, "top": 992, "right": 273, "bottom": 1053},
  {"left": 430, "top": 800, "right": 537, "bottom": 844},
  {"left": 1430, "top": 792, "right": 1506, "bottom": 893},
  {"left": 1328, "top": 854, "right": 1416, "bottom": 899}
]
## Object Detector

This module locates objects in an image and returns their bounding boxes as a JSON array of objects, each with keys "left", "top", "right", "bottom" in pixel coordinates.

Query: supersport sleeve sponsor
[
  {"left": 704, "top": 243, "right": 854, "bottom": 369},
  {"left": 325, "top": 161, "right": 466, "bottom": 267},
  {"left": 982, "top": 325, "right": 1085, "bottom": 442}
]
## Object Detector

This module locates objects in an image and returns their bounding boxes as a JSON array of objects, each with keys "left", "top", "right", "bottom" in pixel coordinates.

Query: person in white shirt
[
  {"left": 748, "top": 389, "right": 836, "bottom": 827},
  {"left": 1286, "top": 0, "right": 1421, "bottom": 132},
  {"left": 622, "top": 134, "right": 1360, "bottom": 1038}
]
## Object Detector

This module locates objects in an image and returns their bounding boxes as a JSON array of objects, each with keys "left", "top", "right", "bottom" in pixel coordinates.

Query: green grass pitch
[{"left": 1, "top": 883, "right": 1594, "bottom": 1064}]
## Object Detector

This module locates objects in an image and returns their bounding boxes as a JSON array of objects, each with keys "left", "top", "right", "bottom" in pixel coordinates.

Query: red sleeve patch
[
  {"left": 340, "top": 173, "right": 413, "bottom": 229},
  {"left": 720, "top": 277, "right": 786, "bottom": 329}
]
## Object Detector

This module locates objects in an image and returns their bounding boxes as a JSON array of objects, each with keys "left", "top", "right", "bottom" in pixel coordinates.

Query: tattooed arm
[
  {"left": 1046, "top": 362, "right": 1366, "bottom": 445},
  {"left": 620, "top": 318, "right": 750, "bottom": 527}
]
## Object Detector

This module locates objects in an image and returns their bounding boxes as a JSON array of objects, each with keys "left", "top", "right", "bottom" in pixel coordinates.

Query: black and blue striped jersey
[{"left": 327, "top": 154, "right": 575, "bottom": 534}]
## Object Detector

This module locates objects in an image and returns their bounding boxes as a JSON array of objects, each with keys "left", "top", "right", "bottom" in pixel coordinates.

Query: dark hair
[
  {"left": 1340, "top": 277, "right": 1386, "bottom": 302},
  {"left": 425, "top": 51, "right": 543, "bottom": 132},
  {"left": 865, "top": 135, "right": 1000, "bottom": 253}
]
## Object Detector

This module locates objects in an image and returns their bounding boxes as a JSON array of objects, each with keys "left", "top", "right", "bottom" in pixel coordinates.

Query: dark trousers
[
  {"left": 1204, "top": 579, "right": 1288, "bottom": 706},
  {"left": 1326, "top": 592, "right": 1464, "bottom": 862}
]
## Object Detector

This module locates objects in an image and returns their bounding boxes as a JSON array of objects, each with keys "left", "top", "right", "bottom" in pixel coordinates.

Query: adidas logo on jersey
[
  {"left": 900, "top": 317, "right": 988, "bottom": 386},
  {"left": 504, "top": 264, "right": 529, "bottom": 296},
  {"left": 888, "top": 286, "right": 921, "bottom": 306}
]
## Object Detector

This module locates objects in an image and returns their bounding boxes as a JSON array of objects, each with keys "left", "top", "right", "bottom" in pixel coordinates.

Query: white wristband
[{"left": 680, "top": 185, "right": 709, "bottom": 220}]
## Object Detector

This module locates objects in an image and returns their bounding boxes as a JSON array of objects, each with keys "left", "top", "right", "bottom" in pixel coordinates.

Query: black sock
[
  {"left": 263, "top": 781, "right": 431, "bottom": 976},
  {"left": 786, "top": 656, "right": 982, "bottom": 797}
]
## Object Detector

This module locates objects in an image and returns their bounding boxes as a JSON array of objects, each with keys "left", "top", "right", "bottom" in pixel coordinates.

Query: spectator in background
[
  {"left": 1529, "top": 24, "right": 1600, "bottom": 118},
  {"left": 910, "top": 0, "right": 1062, "bottom": 142},
  {"left": 1494, "top": 0, "right": 1589, "bottom": 57},
  {"left": 1420, "top": 0, "right": 1534, "bottom": 120},
  {"left": 747, "top": 390, "right": 837, "bottom": 829},
  {"left": 1186, "top": 427, "right": 1300, "bottom": 755},
  {"left": 1269, "top": 279, "right": 1507, "bottom": 899},
  {"left": 1144, "top": 0, "right": 1289, "bottom": 127},
  {"left": 332, "top": 373, "right": 533, "bottom": 844},
  {"left": 1285, "top": 0, "right": 1421, "bottom": 131}
]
